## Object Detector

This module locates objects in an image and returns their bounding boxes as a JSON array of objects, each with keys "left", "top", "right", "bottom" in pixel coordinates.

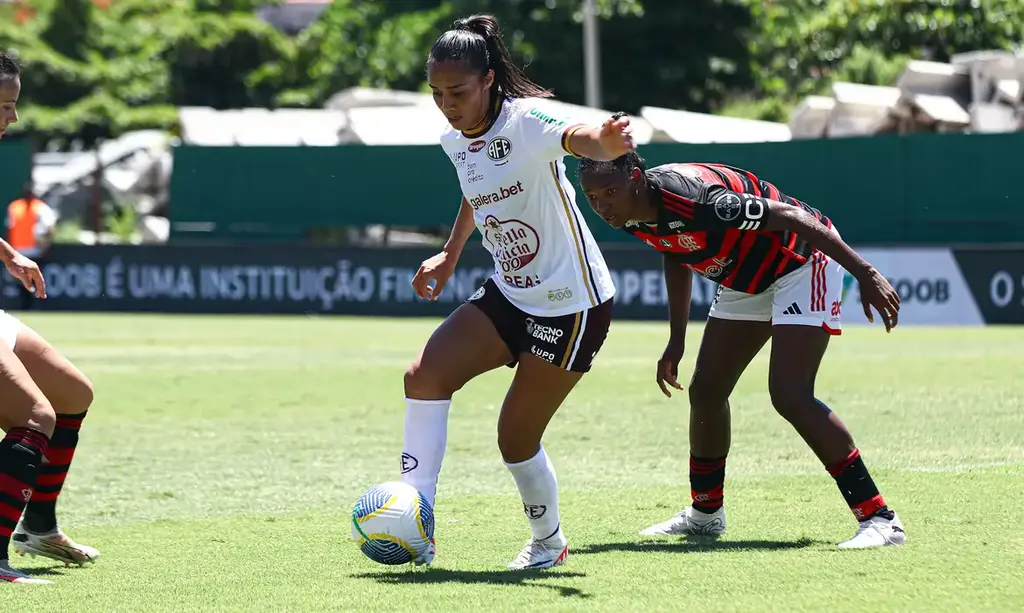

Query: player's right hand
[
  {"left": 656, "top": 339, "right": 685, "bottom": 398},
  {"left": 412, "top": 251, "right": 455, "bottom": 301}
]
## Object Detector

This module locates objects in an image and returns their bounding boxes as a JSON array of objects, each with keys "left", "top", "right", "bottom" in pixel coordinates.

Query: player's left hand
[
  {"left": 598, "top": 114, "right": 635, "bottom": 159},
  {"left": 656, "top": 339, "right": 685, "bottom": 398},
  {"left": 858, "top": 268, "right": 898, "bottom": 332},
  {"left": 3, "top": 252, "right": 46, "bottom": 299}
]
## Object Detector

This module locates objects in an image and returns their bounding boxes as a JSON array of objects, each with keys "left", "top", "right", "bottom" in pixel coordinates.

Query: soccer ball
[{"left": 351, "top": 481, "right": 434, "bottom": 565}]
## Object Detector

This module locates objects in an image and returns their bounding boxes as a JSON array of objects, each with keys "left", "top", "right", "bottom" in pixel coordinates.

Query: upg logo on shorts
[
  {"left": 468, "top": 180, "right": 525, "bottom": 210},
  {"left": 525, "top": 317, "right": 564, "bottom": 344}
]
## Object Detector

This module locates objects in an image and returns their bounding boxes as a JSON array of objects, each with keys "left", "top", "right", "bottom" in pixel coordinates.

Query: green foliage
[
  {"left": 277, "top": 0, "right": 450, "bottom": 107},
  {"left": 1, "top": 0, "right": 295, "bottom": 146},
  {"left": 2, "top": 0, "right": 1023, "bottom": 144},
  {"left": 743, "top": 0, "right": 1024, "bottom": 100}
]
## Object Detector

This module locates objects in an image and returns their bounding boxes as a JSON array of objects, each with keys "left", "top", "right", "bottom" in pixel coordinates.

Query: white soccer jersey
[{"left": 440, "top": 97, "right": 615, "bottom": 317}]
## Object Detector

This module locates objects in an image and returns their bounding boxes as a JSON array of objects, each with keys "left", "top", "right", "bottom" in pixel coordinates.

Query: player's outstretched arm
[
  {"left": 565, "top": 114, "right": 636, "bottom": 162},
  {"left": 760, "top": 200, "right": 901, "bottom": 331},
  {"left": 657, "top": 253, "right": 692, "bottom": 398}
]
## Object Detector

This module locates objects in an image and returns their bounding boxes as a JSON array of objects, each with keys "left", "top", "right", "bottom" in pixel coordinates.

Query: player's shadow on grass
[
  {"left": 352, "top": 569, "right": 591, "bottom": 598},
  {"left": 575, "top": 536, "right": 822, "bottom": 556}
]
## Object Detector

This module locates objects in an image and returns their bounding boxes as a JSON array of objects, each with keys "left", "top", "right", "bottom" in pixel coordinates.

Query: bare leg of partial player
[
  {"left": 401, "top": 304, "right": 514, "bottom": 564},
  {"left": 10, "top": 323, "right": 99, "bottom": 566},
  {"left": 497, "top": 352, "right": 586, "bottom": 570},
  {"left": 768, "top": 324, "right": 905, "bottom": 548},
  {"left": 641, "top": 318, "right": 771, "bottom": 537},
  {"left": 0, "top": 334, "right": 55, "bottom": 585}
]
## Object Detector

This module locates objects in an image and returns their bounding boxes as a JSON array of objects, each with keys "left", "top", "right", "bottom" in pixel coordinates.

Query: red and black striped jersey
[{"left": 623, "top": 163, "right": 833, "bottom": 294}]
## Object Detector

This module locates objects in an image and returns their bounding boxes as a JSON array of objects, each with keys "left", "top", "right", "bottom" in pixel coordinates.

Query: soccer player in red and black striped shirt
[{"left": 578, "top": 144, "right": 906, "bottom": 549}]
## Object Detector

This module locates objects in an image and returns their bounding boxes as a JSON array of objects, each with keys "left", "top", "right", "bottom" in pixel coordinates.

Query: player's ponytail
[
  {"left": 428, "top": 14, "right": 553, "bottom": 101},
  {"left": 0, "top": 51, "right": 19, "bottom": 82}
]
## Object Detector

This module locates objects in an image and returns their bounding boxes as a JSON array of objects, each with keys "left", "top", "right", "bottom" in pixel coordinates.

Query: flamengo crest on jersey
[{"left": 440, "top": 98, "right": 615, "bottom": 316}]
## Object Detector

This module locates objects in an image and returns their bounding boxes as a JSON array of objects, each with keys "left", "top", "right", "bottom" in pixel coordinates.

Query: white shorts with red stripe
[{"left": 708, "top": 250, "right": 845, "bottom": 335}]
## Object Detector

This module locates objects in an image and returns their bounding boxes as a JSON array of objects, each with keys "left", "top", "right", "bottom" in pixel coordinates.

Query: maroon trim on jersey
[{"left": 560, "top": 123, "right": 586, "bottom": 157}]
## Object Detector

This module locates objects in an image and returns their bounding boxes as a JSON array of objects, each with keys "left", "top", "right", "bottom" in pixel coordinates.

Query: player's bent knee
[
  {"left": 688, "top": 377, "right": 729, "bottom": 413},
  {"left": 403, "top": 359, "right": 463, "bottom": 400},
  {"left": 768, "top": 379, "right": 814, "bottom": 418},
  {"left": 23, "top": 401, "right": 57, "bottom": 437},
  {"left": 64, "top": 373, "right": 94, "bottom": 414},
  {"left": 496, "top": 426, "right": 538, "bottom": 464}
]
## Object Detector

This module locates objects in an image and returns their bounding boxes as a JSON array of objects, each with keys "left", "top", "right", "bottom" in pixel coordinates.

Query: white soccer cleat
[
  {"left": 640, "top": 506, "right": 726, "bottom": 537},
  {"left": 0, "top": 559, "right": 51, "bottom": 585},
  {"left": 412, "top": 538, "right": 435, "bottom": 567},
  {"left": 838, "top": 512, "right": 906, "bottom": 549},
  {"left": 507, "top": 533, "right": 568, "bottom": 570},
  {"left": 12, "top": 524, "right": 100, "bottom": 567}
]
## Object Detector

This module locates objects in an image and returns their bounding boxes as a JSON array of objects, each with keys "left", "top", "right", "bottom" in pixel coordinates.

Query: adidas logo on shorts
[{"left": 782, "top": 302, "right": 803, "bottom": 316}]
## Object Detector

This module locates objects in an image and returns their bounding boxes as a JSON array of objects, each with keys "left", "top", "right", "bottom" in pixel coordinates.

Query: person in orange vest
[{"left": 6, "top": 184, "right": 56, "bottom": 310}]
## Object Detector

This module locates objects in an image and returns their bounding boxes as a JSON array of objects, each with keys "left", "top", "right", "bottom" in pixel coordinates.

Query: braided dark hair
[
  {"left": 578, "top": 112, "right": 647, "bottom": 176},
  {"left": 0, "top": 51, "right": 19, "bottom": 81},
  {"left": 427, "top": 14, "right": 552, "bottom": 101}
]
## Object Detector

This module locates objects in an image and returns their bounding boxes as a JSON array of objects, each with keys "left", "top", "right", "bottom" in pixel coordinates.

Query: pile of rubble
[{"left": 790, "top": 50, "right": 1024, "bottom": 139}]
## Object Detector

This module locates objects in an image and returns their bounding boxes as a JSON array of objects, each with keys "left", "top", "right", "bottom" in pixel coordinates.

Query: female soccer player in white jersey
[
  {"left": 0, "top": 52, "right": 98, "bottom": 586},
  {"left": 400, "top": 14, "right": 634, "bottom": 570}
]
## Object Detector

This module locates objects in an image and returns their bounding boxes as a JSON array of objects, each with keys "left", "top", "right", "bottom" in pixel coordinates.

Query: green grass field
[{"left": 2, "top": 314, "right": 1023, "bottom": 612}]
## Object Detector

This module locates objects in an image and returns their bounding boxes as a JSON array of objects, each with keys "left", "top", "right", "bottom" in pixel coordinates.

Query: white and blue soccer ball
[{"left": 352, "top": 481, "right": 434, "bottom": 565}]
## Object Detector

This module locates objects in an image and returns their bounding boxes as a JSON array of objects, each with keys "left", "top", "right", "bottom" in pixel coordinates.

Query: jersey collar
[
  {"left": 645, "top": 171, "right": 670, "bottom": 233},
  {"left": 461, "top": 95, "right": 506, "bottom": 139}
]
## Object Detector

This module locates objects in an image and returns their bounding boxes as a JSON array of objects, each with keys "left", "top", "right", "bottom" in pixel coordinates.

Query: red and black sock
[
  {"left": 690, "top": 455, "right": 726, "bottom": 514},
  {"left": 0, "top": 428, "right": 49, "bottom": 560},
  {"left": 827, "top": 448, "right": 894, "bottom": 521},
  {"left": 23, "top": 411, "right": 87, "bottom": 534}
]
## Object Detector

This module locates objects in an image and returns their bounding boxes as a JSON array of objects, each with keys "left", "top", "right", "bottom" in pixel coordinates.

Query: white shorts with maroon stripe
[{"left": 709, "top": 250, "right": 845, "bottom": 335}]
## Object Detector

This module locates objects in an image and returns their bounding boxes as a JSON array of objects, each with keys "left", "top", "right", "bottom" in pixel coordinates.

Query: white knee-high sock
[
  {"left": 400, "top": 398, "right": 451, "bottom": 508},
  {"left": 505, "top": 446, "right": 563, "bottom": 542}
]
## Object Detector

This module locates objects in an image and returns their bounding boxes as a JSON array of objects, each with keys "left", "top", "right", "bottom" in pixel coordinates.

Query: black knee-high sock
[
  {"left": 0, "top": 428, "right": 49, "bottom": 560},
  {"left": 827, "top": 448, "right": 894, "bottom": 521},
  {"left": 24, "top": 411, "right": 88, "bottom": 533},
  {"left": 690, "top": 455, "right": 727, "bottom": 514}
]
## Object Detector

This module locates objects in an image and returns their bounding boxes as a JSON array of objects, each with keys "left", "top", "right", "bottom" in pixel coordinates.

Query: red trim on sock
[
  {"left": 691, "top": 484, "right": 724, "bottom": 509},
  {"left": 55, "top": 415, "right": 86, "bottom": 430},
  {"left": 852, "top": 494, "right": 887, "bottom": 520},
  {"left": 826, "top": 448, "right": 861, "bottom": 477},
  {"left": 690, "top": 456, "right": 727, "bottom": 475},
  {"left": 6, "top": 428, "right": 49, "bottom": 454}
]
